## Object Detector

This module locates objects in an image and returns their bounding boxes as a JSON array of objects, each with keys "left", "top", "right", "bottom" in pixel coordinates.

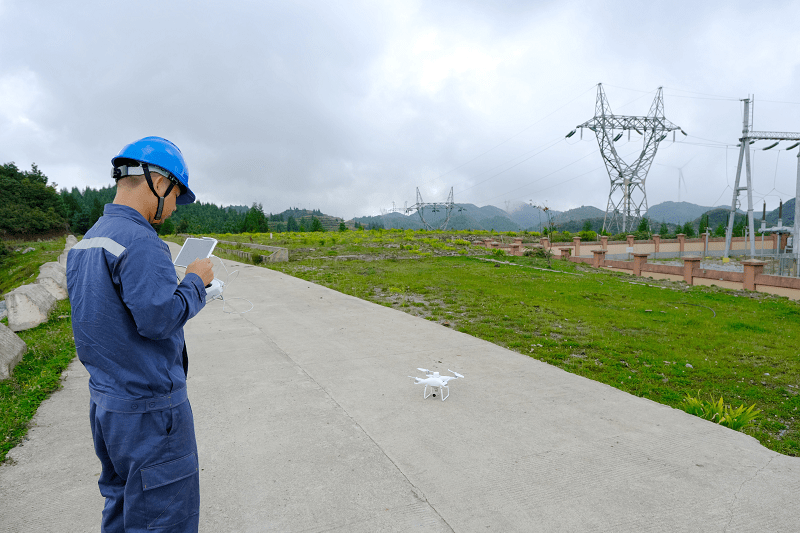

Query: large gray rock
[
  {"left": 58, "top": 251, "right": 68, "bottom": 268},
  {"left": 5, "top": 284, "right": 57, "bottom": 332},
  {"left": 40, "top": 261, "right": 67, "bottom": 277},
  {"left": 37, "top": 267, "right": 68, "bottom": 301},
  {"left": 0, "top": 322, "right": 27, "bottom": 380},
  {"left": 65, "top": 235, "right": 78, "bottom": 251}
]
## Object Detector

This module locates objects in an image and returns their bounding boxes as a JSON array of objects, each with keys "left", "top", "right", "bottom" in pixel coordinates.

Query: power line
[
  {"left": 454, "top": 136, "right": 565, "bottom": 196},
  {"left": 419, "top": 84, "right": 597, "bottom": 187}
]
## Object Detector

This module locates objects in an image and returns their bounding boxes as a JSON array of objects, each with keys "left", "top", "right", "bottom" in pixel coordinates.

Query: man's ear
[{"left": 153, "top": 173, "right": 169, "bottom": 194}]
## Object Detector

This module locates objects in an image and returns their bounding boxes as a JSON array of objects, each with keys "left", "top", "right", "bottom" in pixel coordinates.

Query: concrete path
[{"left": 1, "top": 244, "right": 798, "bottom": 532}]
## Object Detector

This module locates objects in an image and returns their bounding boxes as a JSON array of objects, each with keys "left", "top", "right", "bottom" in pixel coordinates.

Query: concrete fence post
[
  {"left": 600, "top": 235, "right": 608, "bottom": 250},
  {"left": 592, "top": 250, "right": 606, "bottom": 268},
  {"left": 677, "top": 234, "right": 686, "bottom": 254},
  {"left": 653, "top": 235, "right": 660, "bottom": 255},
  {"left": 742, "top": 260, "right": 766, "bottom": 291},
  {"left": 541, "top": 237, "right": 550, "bottom": 251},
  {"left": 626, "top": 235, "right": 635, "bottom": 248},
  {"left": 559, "top": 248, "right": 571, "bottom": 261},
  {"left": 682, "top": 256, "right": 701, "bottom": 285},
  {"left": 633, "top": 253, "right": 649, "bottom": 277},
  {"left": 573, "top": 237, "right": 581, "bottom": 257}
]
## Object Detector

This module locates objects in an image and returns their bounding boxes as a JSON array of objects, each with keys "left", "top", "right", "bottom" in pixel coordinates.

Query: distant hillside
[
  {"left": 353, "top": 203, "right": 542, "bottom": 231},
  {"left": 764, "top": 198, "right": 796, "bottom": 227},
  {"left": 646, "top": 201, "right": 715, "bottom": 225},
  {"left": 552, "top": 205, "right": 605, "bottom": 224}
]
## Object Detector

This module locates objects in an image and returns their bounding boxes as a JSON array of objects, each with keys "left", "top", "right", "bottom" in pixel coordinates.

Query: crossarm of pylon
[
  {"left": 578, "top": 116, "right": 681, "bottom": 132},
  {"left": 745, "top": 131, "right": 800, "bottom": 141}
]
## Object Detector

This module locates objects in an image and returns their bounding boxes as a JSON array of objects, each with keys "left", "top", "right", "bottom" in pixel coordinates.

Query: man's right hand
[{"left": 186, "top": 258, "right": 215, "bottom": 287}]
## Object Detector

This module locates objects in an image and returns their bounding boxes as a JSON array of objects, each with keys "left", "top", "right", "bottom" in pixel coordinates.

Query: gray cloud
[{"left": 2, "top": 0, "right": 799, "bottom": 219}]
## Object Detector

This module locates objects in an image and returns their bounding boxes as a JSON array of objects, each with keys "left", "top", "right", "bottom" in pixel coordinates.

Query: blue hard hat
[{"left": 112, "top": 136, "right": 196, "bottom": 205}]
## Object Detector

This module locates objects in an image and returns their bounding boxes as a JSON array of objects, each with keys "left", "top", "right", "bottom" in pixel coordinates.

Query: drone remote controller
[{"left": 205, "top": 278, "right": 225, "bottom": 300}]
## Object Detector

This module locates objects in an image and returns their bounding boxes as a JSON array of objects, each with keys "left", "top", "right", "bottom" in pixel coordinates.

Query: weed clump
[{"left": 682, "top": 391, "right": 761, "bottom": 431}]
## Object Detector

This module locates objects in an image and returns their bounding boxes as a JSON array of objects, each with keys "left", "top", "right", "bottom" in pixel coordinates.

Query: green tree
[
  {"left": 582, "top": 220, "right": 592, "bottom": 232},
  {"left": 310, "top": 216, "right": 324, "bottom": 232},
  {"left": 159, "top": 217, "right": 175, "bottom": 235},
  {"left": 659, "top": 222, "right": 669, "bottom": 236},
  {"left": 338, "top": 221, "right": 347, "bottom": 232},
  {"left": 0, "top": 162, "right": 68, "bottom": 236},
  {"left": 176, "top": 218, "right": 190, "bottom": 234},
  {"left": 242, "top": 203, "right": 269, "bottom": 233},
  {"left": 714, "top": 223, "right": 726, "bottom": 237},
  {"left": 699, "top": 214, "right": 710, "bottom": 235},
  {"left": 286, "top": 216, "right": 299, "bottom": 232},
  {"left": 681, "top": 221, "right": 695, "bottom": 238},
  {"left": 637, "top": 216, "right": 650, "bottom": 234}
]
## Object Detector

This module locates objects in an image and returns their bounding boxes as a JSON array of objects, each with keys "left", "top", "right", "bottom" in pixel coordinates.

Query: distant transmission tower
[
  {"left": 571, "top": 84, "right": 686, "bottom": 234},
  {"left": 406, "top": 187, "right": 455, "bottom": 230}
]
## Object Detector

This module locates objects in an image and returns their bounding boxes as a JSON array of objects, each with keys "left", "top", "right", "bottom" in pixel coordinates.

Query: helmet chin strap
[{"left": 142, "top": 164, "right": 175, "bottom": 221}]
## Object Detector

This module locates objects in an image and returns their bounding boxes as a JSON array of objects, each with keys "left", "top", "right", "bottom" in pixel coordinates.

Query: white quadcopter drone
[{"left": 409, "top": 368, "right": 464, "bottom": 401}]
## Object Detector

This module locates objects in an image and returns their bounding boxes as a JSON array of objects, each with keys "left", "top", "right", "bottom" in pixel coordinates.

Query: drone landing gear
[{"left": 424, "top": 384, "right": 449, "bottom": 401}]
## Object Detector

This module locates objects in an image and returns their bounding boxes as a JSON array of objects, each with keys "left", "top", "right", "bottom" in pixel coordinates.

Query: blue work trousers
[{"left": 89, "top": 390, "right": 200, "bottom": 532}]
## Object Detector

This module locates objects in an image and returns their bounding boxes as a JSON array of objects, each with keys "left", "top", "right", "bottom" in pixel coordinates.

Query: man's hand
[{"left": 186, "top": 258, "right": 215, "bottom": 287}]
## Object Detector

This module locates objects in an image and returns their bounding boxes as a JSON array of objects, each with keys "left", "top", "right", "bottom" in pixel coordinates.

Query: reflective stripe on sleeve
[{"left": 71, "top": 237, "right": 127, "bottom": 257}]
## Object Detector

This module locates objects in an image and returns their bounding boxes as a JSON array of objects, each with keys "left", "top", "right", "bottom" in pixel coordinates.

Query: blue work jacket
[{"left": 67, "top": 204, "right": 207, "bottom": 400}]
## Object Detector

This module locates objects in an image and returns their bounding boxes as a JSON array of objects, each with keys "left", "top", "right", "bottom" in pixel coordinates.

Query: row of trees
[{"left": 1, "top": 160, "right": 757, "bottom": 239}]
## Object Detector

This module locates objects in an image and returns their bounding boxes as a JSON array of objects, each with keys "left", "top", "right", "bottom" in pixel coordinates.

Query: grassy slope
[{"left": 1, "top": 238, "right": 76, "bottom": 463}]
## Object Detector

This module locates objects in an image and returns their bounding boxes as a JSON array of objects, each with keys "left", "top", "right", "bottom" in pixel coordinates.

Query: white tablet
[{"left": 173, "top": 237, "right": 217, "bottom": 267}]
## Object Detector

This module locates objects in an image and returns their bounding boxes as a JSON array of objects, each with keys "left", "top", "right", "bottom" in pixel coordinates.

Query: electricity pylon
[
  {"left": 724, "top": 97, "right": 800, "bottom": 259},
  {"left": 572, "top": 84, "right": 685, "bottom": 234},
  {"left": 406, "top": 187, "right": 455, "bottom": 230}
]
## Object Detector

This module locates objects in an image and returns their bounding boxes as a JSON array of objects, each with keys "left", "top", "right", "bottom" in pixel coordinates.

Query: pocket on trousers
[{"left": 141, "top": 453, "right": 199, "bottom": 529}]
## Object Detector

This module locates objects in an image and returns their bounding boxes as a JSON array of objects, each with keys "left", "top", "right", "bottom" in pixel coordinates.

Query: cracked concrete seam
[{"left": 723, "top": 453, "right": 778, "bottom": 532}]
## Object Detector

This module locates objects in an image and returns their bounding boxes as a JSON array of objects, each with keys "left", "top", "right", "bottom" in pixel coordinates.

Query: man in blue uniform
[{"left": 67, "top": 137, "right": 213, "bottom": 532}]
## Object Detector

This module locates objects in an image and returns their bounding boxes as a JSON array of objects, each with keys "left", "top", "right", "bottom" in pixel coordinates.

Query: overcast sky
[{"left": 2, "top": 0, "right": 800, "bottom": 219}]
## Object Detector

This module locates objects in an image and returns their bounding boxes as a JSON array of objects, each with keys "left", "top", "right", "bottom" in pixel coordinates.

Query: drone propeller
[
  {"left": 449, "top": 369, "right": 464, "bottom": 378},
  {"left": 417, "top": 368, "right": 430, "bottom": 373}
]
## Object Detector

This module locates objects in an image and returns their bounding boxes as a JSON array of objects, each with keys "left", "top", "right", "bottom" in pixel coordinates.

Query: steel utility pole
[
  {"left": 572, "top": 84, "right": 684, "bottom": 234},
  {"left": 724, "top": 98, "right": 800, "bottom": 260}
]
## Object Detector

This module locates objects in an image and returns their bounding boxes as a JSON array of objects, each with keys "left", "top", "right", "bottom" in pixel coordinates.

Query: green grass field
[{"left": 1, "top": 238, "right": 75, "bottom": 463}]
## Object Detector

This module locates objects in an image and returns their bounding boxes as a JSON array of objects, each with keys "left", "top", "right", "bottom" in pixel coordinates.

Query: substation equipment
[
  {"left": 568, "top": 83, "right": 686, "bottom": 235},
  {"left": 724, "top": 97, "right": 800, "bottom": 275}
]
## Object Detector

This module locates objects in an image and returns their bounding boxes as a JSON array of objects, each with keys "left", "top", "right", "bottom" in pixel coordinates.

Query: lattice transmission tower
[
  {"left": 572, "top": 84, "right": 685, "bottom": 234},
  {"left": 406, "top": 187, "right": 455, "bottom": 230}
]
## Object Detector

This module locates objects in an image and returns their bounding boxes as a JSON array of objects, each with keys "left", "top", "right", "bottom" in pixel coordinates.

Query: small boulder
[
  {"left": 65, "top": 235, "right": 78, "bottom": 251},
  {"left": 0, "top": 323, "right": 27, "bottom": 380},
  {"left": 37, "top": 268, "right": 68, "bottom": 300},
  {"left": 5, "top": 284, "right": 57, "bottom": 332}
]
